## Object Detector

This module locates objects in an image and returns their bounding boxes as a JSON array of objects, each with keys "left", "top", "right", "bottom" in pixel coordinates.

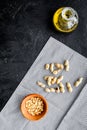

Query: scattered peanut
[
  {"left": 47, "top": 77, "right": 52, "bottom": 86},
  {"left": 59, "top": 82, "right": 64, "bottom": 88},
  {"left": 44, "top": 76, "right": 53, "bottom": 80},
  {"left": 56, "top": 76, "right": 64, "bottom": 84},
  {"left": 45, "top": 64, "right": 50, "bottom": 70},
  {"left": 66, "top": 82, "right": 71, "bottom": 88},
  {"left": 50, "top": 63, "right": 54, "bottom": 72},
  {"left": 59, "top": 87, "right": 65, "bottom": 93},
  {"left": 64, "top": 60, "right": 69, "bottom": 66},
  {"left": 66, "top": 82, "right": 73, "bottom": 93},
  {"left": 51, "top": 77, "right": 57, "bottom": 84},
  {"left": 55, "top": 63, "right": 64, "bottom": 69},
  {"left": 66, "top": 65, "right": 69, "bottom": 71},
  {"left": 50, "top": 88, "right": 55, "bottom": 92},
  {"left": 55, "top": 87, "right": 60, "bottom": 93},
  {"left": 25, "top": 97, "right": 44, "bottom": 116},
  {"left": 60, "top": 64, "right": 64, "bottom": 70},
  {"left": 74, "top": 77, "right": 83, "bottom": 87},
  {"left": 44, "top": 76, "right": 49, "bottom": 80},
  {"left": 64, "top": 60, "right": 69, "bottom": 71},
  {"left": 55, "top": 63, "right": 60, "bottom": 69},
  {"left": 37, "top": 61, "right": 84, "bottom": 95},
  {"left": 47, "top": 81, "right": 51, "bottom": 86},
  {"left": 68, "top": 87, "right": 73, "bottom": 93},
  {"left": 37, "top": 81, "right": 46, "bottom": 88},
  {"left": 60, "top": 87, "right": 65, "bottom": 93},
  {"left": 45, "top": 88, "right": 51, "bottom": 92},
  {"left": 59, "top": 82, "right": 65, "bottom": 93},
  {"left": 53, "top": 69, "right": 61, "bottom": 75}
]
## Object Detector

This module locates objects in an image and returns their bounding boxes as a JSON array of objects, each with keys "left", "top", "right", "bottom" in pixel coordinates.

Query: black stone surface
[{"left": 0, "top": 0, "right": 87, "bottom": 111}]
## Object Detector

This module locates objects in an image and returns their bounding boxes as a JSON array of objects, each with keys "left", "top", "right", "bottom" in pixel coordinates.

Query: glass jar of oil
[{"left": 53, "top": 7, "right": 79, "bottom": 33}]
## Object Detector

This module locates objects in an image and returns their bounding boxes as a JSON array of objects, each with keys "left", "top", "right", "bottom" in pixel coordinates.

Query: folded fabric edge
[
  {"left": 50, "top": 36, "right": 87, "bottom": 60},
  {"left": 56, "top": 83, "right": 87, "bottom": 130}
]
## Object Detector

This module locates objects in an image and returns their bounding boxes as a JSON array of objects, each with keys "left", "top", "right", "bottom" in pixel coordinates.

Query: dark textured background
[{"left": 0, "top": 0, "right": 87, "bottom": 111}]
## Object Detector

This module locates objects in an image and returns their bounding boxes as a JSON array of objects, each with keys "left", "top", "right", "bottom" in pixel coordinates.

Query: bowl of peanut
[{"left": 20, "top": 93, "right": 48, "bottom": 121}]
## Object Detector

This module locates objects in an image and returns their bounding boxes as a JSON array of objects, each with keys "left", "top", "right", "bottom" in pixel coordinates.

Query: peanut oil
[{"left": 53, "top": 7, "right": 79, "bottom": 33}]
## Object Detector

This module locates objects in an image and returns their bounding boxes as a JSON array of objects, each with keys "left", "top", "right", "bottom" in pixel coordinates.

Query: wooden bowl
[{"left": 20, "top": 93, "right": 48, "bottom": 121}]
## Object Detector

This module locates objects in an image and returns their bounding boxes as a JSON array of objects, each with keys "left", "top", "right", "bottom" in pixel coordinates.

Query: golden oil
[{"left": 53, "top": 7, "right": 79, "bottom": 33}]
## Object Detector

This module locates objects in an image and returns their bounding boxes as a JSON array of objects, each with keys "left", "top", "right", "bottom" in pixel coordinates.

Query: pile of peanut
[
  {"left": 25, "top": 97, "right": 44, "bottom": 116},
  {"left": 36, "top": 60, "right": 83, "bottom": 93}
]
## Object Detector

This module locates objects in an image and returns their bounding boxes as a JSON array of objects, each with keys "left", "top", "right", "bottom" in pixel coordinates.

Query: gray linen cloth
[
  {"left": 57, "top": 84, "right": 87, "bottom": 130},
  {"left": 0, "top": 37, "right": 87, "bottom": 130}
]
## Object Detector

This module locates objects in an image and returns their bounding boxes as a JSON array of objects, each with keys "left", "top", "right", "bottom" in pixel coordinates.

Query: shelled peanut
[{"left": 25, "top": 97, "right": 44, "bottom": 116}]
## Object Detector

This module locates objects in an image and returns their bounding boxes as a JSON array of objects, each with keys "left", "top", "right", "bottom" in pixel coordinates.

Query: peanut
[
  {"left": 47, "top": 77, "right": 52, "bottom": 86},
  {"left": 45, "top": 64, "right": 50, "bottom": 70},
  {"left": 66, "top": 82, "right": 73, "bottom": 93},
  {"left": 44, "top": 76, "right": 49, "bottom": 80},
  {"left": 60, "top": 87, "right": 65, "bottom": 93},
  {"left": 74, "top": 77, "right": 83, "bottom": 87},
  {"left": 66, "top": 65, "right": 69, "bottom": 71},
  {"left": 53, "top": 69, "right": 61, "bottom": 75},
  {"left": 50, "top": 63, "right": 54, "bottom": 72},
  {"left": 59, "top": 82, "right": 65, "bottom": 93},
  {"left": 56, "top": 76, "right": 64, "bottom": 84},
  {"left": 45, "top": 88, "right": 51, "bottom": 92},
  {"left": 44, "top": 76, "right": 54, "bottom": 80},
  {"left": 68, "top": 87, "right": 73, "bottom": 93},
  {"left": 55, "top": 63, "right": 64, "bottom": 70},
  {"left": 25, "top": 97, "right": 44, "bottom": 116},
  {"left": 64, "top": 60, "right": 69, "bottom": 66},
  {"left": 44, "top": 76, "right": 53, "bottom": 80},
  {"left": 37, "top": 81, "right": 46, "bottom": 88},
  {"left": 64, "top": 60, "right": 69, "bottom": 71},
  {"left": 50, "top": 88, "right": 55, "bottom": 92},
  {"left": 66, "top": 82, "right": 71, "bottom": 88},
  {"left": 59, "top": 82, "right": 64, "bottom": 88},
  {"left": 51, "top": 77, "right": 57, "bottom": 84},
  {"left": 60, "top": 64, "right": 64, "bottom": 70},
  {"left": 55, "top": 63, "right": 61, "bottom": 69}
]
